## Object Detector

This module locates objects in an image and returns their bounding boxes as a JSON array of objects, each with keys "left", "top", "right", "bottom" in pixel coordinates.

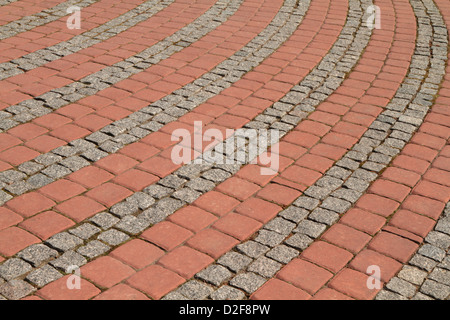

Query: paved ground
[{"left": 0, "top": 0, "right": 448, "bottom": 300}]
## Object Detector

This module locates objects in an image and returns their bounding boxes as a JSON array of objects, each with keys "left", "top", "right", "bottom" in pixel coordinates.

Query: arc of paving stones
[
  {"left": 0, "top": 0, "right": 312, "bottom": 298},
  {"left": 168, "top": 0, "right": 448, "bottom": 300},
  {"left": 0, "top": 0, "right": 98, "bottom": 40},
  {"left": 0, "top": 0, "right": 307, "bottom": 201},
  {"left": 0, "top": 0, "right": 175, "bottom": 80},
  {"left": 0, "top": 0, "right": 373, "bottom": 300},
  {"left": 0, "top": 0, "right": 244, "bottom": 131},
  {"left": 375, "top": 202, "right": 450, "bottom": 300},
  {"left": 0, "top": 0, "right": 248, "bottom": 200}
]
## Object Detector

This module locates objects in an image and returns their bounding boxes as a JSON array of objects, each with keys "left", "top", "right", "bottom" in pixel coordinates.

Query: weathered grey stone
[
  {"left": 375, "top": 290, "right": 408, "bottom": 300},
  {"left": 279, "top": 206, "right": 308, "bottom": 223},
  {"left": 26, "top": 264, "right": 62, "bottom": 287},
  {"left": 144, "top": 184, "right": 173, "bottom": 199},
  {"left": 411, "top": 292, "right": 434, "bottom": 300},
  {"left": 435, "top": 217, "right": 450, "bottom": 235},
  {"left": 424, "top": 231, "right": 450, "bottom": 250},
  {"left": 173, "top": 187, "right": 201, "bottom": 203},
  {"left": 162, "top": 292, "right": 188, "bottom": 300},
  {"left": 89, "top": 212, "right": 120, "bottom": 230},
  {"left": 186, "top": 178, "right": 215, "bottom": 192},
  {"left": 196, "top": 265, "right": 232, "bottom": 286},
  {"left": 218, "top": 251, "right": 253, "bottom": 272},
  {"left": 210, "top": 285, "right": 245, "bottom": 300},
  {"left": 126, "top": 192, "right": 155, "bottom": 210},
  {"left": 418, "top": 244, "right": 446, "bottom": 262},
  {"left": 293, "top": 196, "right": 320, "bottom": 210},
  {"left": 0, "top": 280, "right": 36, "bottom": 300},
  {"left": 248, "top": 256, "right": 281, "bottom": 278},
  {"left": 69, "top": 223, "right": 101, "bottom": 240},
  {"left": 254, "top": 229, "right": 285, "bottom": 247},
  {"left": 410, "top": 254, "right": 439, "bottom": 272},
  {"left": 110, "top": 202, "right": 139, "bottom": 217},
  {"left": 50, "top": 251, "right": 87, "bottom": 271},
  {"left": 266, "top": 245, "right": 299, "bottom": 264},
  {"left": 77, "top": 240, "right": 110, "bottom": 259},
  {"left": 0, "top": 258, "right": 32, "bottom": 281},
  {"left": 46, "top": 233, "right": 83, "bottom": 252},
  {"left": 398, "top": 266, "right": 428, "bottom": 286},
  {"left": 17, "top": 244, "right": 58, "bottom": 267},
  {"left": 310, "top": 207, "right": 339, "bottom": 225},
  {"left": 27, "top": 174, "right": 53, "bottom": 189},
  {"left": 97, "top": 229, "right": 130, "bottom": 246},
  {"left": 264, "top": 218, "right": 295, "bottom": 235},
  {"left": 386, "top": 277, "right": 417, "bottom": 298},
  {"left": 420, "top": 279, "right": 450, "bottom": 300},
  {"left": 320, "top": 197, "right": 351, "bottom": 214},
  {"left": 177, "top": 280, "right": 213, "bottom": 300},
  {"left": 154, "top": 197, "right": 184, "bottom": 214},
  {"left": 42, "top": 164, "right": 71, "bottom": 179},
  {"left": 230, "top": 272, "right": 266, "bottom": 294},
  {"left": 115, "top": 216, "right": 151, "bottom": 235},
  {"left": 428, "top": 268, "right": 450, "bottom": 286},
  {"left": 285, "top": 233, "right": 313, "bottom": 250},
  {"left": 294, "top": 220, "right": 326, "bottom": 238},
  {"left": 438, "top": 256, "right": 450, "bottom": 271}
]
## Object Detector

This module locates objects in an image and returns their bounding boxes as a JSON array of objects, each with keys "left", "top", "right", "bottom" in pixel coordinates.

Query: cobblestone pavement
[{"left": 0, "top": 0, "right": 448, "bottom": 300}]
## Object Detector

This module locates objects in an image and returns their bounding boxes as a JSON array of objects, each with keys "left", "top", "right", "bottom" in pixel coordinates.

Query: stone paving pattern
[{"left": 0, "top": 0, "right": 448, "bottom": 300}]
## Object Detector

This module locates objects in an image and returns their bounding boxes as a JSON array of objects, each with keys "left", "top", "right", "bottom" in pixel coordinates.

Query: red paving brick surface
[{"left": 0, "top": 0, "right": 449, "bottom": 301}]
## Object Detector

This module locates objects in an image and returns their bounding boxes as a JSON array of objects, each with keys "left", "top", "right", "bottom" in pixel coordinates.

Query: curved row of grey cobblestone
[
  {"left": 0, "top": 0, "right": 243, "bottom": 133},
  {"left": 376, "top": 202, "right": 450, "bottom": 300},
  {"left": 0, "top": 0, "right": 174, "bottom": 80},
  {"left": 166, "top": 0, "right": 448, "bottom": 300},
  {"left": 0, "top": 0, "right": 247, "bottom": 203},
  {"left": 0, "top": 0, "right": 97, "bottom": 40},
  {"left": 0, "top": 0, "right": 306, "bottom": 202}
]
